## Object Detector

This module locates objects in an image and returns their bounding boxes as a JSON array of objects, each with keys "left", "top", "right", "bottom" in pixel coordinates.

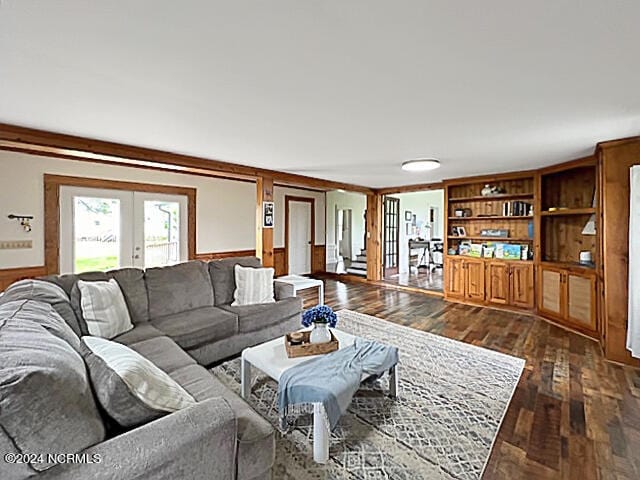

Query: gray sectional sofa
[{"left": 0, "top": 256, "right": 303, "bottom": 480}]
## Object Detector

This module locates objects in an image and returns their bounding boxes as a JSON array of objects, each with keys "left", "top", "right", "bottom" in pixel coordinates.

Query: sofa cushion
[
  {"left": 151, "top": 306, "right": 238, "bottom": 350},
  {"left": 77, "top": 279, "right": 134, "bottom": 339},
  {"left": 113, "top": 323, "right": 165, "bottom": 346},
  {"left": 220, "top": 296, "right": 302, "bottom": 333},
  {"left": 127, "top": 336, "right": 197, "bottom": 374},
  {"left": 80, "top": 337, "right": 196, "bottom": 428},
  {"left": 0, "top": 279, "right": 82, "bottom": 338},
  {"left": 208, "top": 256, "right": 262, "bottom": 306},
  {"left": 145, "top": 261, "right": 214, "bottom": 319},
  {"left": 0, "top": 300, "right": 106, "bottom": 472},
  {"left": 108, "top": 268, "right": 149, "bottom": 324},
  {"left": 170, "top": 364, "right": 275, "bottom": 480}
]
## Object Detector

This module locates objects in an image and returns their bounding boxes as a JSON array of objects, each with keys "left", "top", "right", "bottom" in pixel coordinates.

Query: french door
[
  {"left": 383, "top": 196, "right": 400, "bottom": 276},
  {"left": 60, "top": 186, "right": 188, "bottom": 274}
]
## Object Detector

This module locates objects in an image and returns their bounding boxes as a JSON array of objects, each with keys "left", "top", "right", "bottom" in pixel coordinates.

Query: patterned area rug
[{"left": 211, "top": 310, "right": 525, "bottom": 479}]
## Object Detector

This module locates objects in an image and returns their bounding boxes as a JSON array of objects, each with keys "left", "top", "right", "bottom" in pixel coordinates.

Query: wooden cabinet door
[
  {"left": 538, "top": 266, "right": 564, "bottom": 319},
  {"left": 566, "top": 272, "right": 596, "bottom": 330},
  {"left": 446, "top": 257, "right": 465, "bottom": 298},
  {"left": 486, "top": 262, "right": 509, "bottom": 305},
  {"left": 465, "top": 259, "right": 485, "bottom": 301},
  {"left": 510, "top": 263, "right": 534, "bottom": 309}
]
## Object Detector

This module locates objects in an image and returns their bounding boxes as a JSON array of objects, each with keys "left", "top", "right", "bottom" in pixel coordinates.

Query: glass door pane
[
  {"left": 73, "top": 196, "right": 121, "bottom": 273},
  {"left": 143, "top": 200, "right": 181, "bottom": 268},
  {"left": 133, "top": 192, "right": 188, "bottom": 269},
  {"left": 59, "top": 186, "right": 134, "bottom": 274}
]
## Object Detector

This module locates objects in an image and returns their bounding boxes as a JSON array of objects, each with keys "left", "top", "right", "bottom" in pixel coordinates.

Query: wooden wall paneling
[
  {"left": 283, "top": 195, "right": 315, "bottom": 275},
  {"left": 540, "top": 165, "right": 596, "bottom": 211},
  {"left": 365, "top": 193, "right": 383, "bottom": 281},
  {"left": 597, "top": 138, "right": 640, "bottom": 366},
  {"left": 274, "top": 247, "right": 286, "bottom": 276},
  {"left": 0, "top": 266, "right": 47, "bottom": 291},
  {"left": 194, "top": 250, "right": 256, "bottom": 261},
  {"left": 312, "top": 245, "right": 326, "bottom": 273},
  {"left": 43, "top": 174, "right": 197, "bottom": 275},
  {"left": 256, "top": 176, "right": 274, "bottom": 268}
]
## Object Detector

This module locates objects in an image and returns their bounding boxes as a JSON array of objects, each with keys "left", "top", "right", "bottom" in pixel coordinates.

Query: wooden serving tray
[{"left": 285, "top": 331, "right": 339, "bottom": 358}]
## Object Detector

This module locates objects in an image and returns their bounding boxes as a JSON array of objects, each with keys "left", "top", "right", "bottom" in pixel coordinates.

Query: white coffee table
[
  {"left": 241, "top": 329, "right": 398, "bottom": 463},
  {"left": 277, "top": 275, "right": 324, "bottom": 305}
]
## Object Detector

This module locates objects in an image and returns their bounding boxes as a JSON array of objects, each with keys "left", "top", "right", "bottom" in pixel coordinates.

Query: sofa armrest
[
  {"left": 274, "top": 280, "right": 295, "bottom": 300},
  {"left": 39, "top": 398, "right": 237, "bottom": 480}
]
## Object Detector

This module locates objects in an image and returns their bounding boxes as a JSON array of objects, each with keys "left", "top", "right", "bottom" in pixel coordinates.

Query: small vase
[{"left": 309, "top": 322, "right": 332, "bottom": 344}]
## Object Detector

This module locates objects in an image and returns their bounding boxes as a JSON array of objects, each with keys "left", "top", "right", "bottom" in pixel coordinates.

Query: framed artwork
[
  {"left": 405, "top": 211, "right": 412, "bottom": 221},
  {"left": 262, "top": 201, "right": 274, "bottom": 228}
]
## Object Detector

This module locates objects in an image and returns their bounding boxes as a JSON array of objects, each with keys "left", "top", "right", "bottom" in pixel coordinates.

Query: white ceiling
[{"left": 1, "top": 1, "right": 639, "bottom": 188}]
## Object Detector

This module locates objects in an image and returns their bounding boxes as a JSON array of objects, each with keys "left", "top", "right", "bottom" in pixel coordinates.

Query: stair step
[
  {"left": 350, "top": 261, "right": 367, "bottom": 269},
  {"left": 356, "top": 255, "right": 367, "bottom": 262},
  {"left": 346, "top": 267, "right": 367, "bottom": 276}
]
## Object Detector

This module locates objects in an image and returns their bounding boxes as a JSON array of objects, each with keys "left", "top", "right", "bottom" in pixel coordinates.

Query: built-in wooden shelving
[{"left": 449, "top": 193, "right": 534, "bottom": 203}]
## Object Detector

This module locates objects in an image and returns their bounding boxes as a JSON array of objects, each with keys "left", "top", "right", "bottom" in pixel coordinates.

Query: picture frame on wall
[
  {"left": 262, "top": 201, "right": 274, "bottom": 228},
  {"left": 405, "top": 211, "right": 412, "bottom": 221}
]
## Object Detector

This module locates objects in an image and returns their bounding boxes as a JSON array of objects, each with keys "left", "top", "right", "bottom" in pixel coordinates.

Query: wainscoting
[
  {"left": 194, "top": 250, "right": 256, "bottom": 261},
  {"left": 1, "top": 246, "right": 326, "bottom": 292},
  {"left": 0, "top": 265, "right": 47, "bottom": 291}
]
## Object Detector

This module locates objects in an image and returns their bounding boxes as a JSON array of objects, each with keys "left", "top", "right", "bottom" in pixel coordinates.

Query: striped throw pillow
[
  {"left": 232, "top": 265, "right": 276, "bottom": 306},
  {"left": 78, "top": 279, "right": 133, "bottom": 339},
  {"left": 81, "top": 336, "right": 196, "bottom": 427}
]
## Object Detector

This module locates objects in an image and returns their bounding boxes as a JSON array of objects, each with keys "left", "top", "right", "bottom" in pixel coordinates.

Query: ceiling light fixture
[{"left": 401, "top": 159, "right": 441, "bottom": 172}]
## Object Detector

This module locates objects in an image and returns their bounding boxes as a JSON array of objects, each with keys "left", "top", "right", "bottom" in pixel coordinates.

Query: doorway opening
[
  {"left": 325, "top": 190, "right": 367, "bottom": 277},
  {"left": 382, "top": 189, "right": 445, "bottom": 292},
  {"left": 285, "top": 196, "right": 315, "bottom": 275}
]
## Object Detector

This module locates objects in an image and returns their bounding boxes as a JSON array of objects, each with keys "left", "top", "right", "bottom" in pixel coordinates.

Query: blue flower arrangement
[{"left": 301, "top": 305, "right": 338, "bottom": 328}]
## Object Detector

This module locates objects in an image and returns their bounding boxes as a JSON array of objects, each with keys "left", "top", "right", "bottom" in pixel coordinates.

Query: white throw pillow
[
  {"left": 232, "top": 265, "right": 276, "bottom": 306},
  {"left": 78, "top": 279, "right": 134, "bottom": 339},
  {"left": 82, "top": 336, "right": 195, "bottom": 423}
]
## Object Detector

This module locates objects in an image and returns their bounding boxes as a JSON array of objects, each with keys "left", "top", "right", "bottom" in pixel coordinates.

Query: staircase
[{"left": 346, "top": 249, "right": 367, "bottom": 277}]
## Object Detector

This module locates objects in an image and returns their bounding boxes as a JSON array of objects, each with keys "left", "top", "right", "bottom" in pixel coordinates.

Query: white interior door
[
  {"left": 60, "top": 187, "right": 188, "bottom": 274},
  {"left": 288, "top": 201, "right": 312, "bottom": 274},
  {"left": 60, "top": 186, "right": 134, "bottom": 274}
]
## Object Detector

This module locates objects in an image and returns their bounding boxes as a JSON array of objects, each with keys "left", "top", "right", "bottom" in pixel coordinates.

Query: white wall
[
  {"left": 325, "top": 190, "right": 367, "bottom": 262},
  {"left": 272, "top": 186, "right": 325, "bottom": 248},
  {"left": 393, "top": 190, "right": 445, "bottom": 274},
  {"left": 0, "top": 150, "right": 257, "bottom": 269}
]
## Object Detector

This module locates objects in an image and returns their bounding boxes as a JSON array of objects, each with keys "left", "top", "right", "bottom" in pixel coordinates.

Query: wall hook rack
[{"left": 8, "top": 214, "right": 34, "bottom": 232}]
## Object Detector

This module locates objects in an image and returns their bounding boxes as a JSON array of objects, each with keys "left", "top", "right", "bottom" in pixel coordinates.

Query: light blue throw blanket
[{"left": 278, "top": 338, "right": 399, "bottom": 432}]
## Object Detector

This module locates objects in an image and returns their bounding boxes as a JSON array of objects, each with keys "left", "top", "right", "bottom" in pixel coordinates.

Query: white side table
[
  {"left": 277, "top": 275, "right": 324, "bottom": 305},
  {"left": 241, "top": 329, "right": 398, "bottom": 463}
]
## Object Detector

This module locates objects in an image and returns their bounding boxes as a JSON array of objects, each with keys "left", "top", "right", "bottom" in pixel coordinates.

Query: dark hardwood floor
[
  {"left": 299, "top": 278, "right": 640, "bottom": 480},
  {"left": 382, "top": 267, "right": 444, "bottom": 292}
]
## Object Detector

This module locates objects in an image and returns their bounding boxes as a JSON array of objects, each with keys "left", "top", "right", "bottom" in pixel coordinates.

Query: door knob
[{"left": 134, "top": 254, "right": 140, "bottom": 259}]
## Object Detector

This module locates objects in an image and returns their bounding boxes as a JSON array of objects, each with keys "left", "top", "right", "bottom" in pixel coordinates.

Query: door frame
[
  {"left": 44, "top": 174, "right": 196, "bottom": 274},
  {"left": 284, "top": 195, "right": 315, "bottom": 275}
]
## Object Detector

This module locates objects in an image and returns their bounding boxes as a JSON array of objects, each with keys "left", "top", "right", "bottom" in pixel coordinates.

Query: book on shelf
[{"left": 502, "top": 201, "right": 533, "bottom": 217}]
